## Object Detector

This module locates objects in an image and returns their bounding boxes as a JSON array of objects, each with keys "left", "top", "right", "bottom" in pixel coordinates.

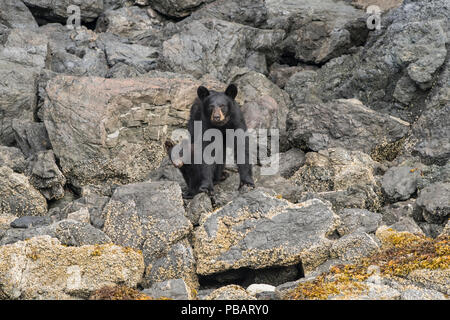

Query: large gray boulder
[
  {"left": 102, "top": 181, "right": 196, "bottom": 289},
  {"left": 286, "top": 98, "right": 410, "bottom": 155},
  {"left": 416, "top": 182, "right": 450, "bottom": 224},
  {"left": 149, "top": 0, "right": 213, "bottom": 18},
  {"left": 0, "top": 236, "right": 144, "bottom": 299},
  {"left": 0, "top": 60, "right": 39, "bottom": 146},
  {"left": 96, "top": 6, "right": 165, "bottom": 42},
  {"left": 184, "top": 0, "right": 268, "bottom": 28},
  {"left": 11, "top": 120, "right": 52, "bottom": 157},
  {"left": 162, "top": 18, "right": 284, "bottom": 81},
  {"left": 0, "top": 147, "right": 27, "bottom": 173},
  {"left": 39, "top": 24, "right": 108, "bottom": 77},
  {"left": 0, "top": 0, "right": 38, "bottom": 30},
  {"left": 96, "top": 33, "right": 159, "bottom": 73},
  {"left": 42, "top": 73, "right": 223, "bottom": 187},
  {"left": 264, "top": 0, "right": 366, "bottom": 64},
  {"left": 23, "top": 0, "right": 104, "bottom": 23},
  {"left": 0, "top": 28, "right": 47, "bottom": 69},
  {"left": 26, "top": 150, "right": 67, "bottom": 201},
  {"left": 336, "top": 208, "right": 383, "bottom": 236},
  {"left": 229, "top": 69, "right": 292, "bottom": 150},
  {"left": 381, "top": 166, "right": 420, "bottom": 202},
  {"left": 193, "top": 190, "right": 340, "bottom": 275},
  {"left": 0, "top": 166, "right": 47, "bottom": 217}
]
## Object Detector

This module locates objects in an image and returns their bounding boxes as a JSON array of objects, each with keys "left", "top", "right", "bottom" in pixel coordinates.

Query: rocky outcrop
[
  {"left": 102, "top": 181, "right": 196, "bottom": 289},
  {"left": 0, "top": 166, "right": 47, "bottom": 217},
  {"left": 0, "top": 0, "right": 38, "bottom": 30},
  {"left": 0, "top": 61, "right": 39, "bottom": 146},
  {"left": 42, "top": 73, "right": 223, "bottom": 187},
  {"left": 286, "top": 98, "right": 410, "bottom": 155},
  {"left": 0, "top": 236, "right": 144, "bottom": 299},
  {"left": 162, "top": 18, "right": 284, "bottom": 81},
  {"left": 194, "top": 190, "right": 340, "bottom": 275}
]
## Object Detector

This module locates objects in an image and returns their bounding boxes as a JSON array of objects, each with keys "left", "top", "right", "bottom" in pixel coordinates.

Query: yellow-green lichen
[{"left": 287, "top": 233, "right": 449, "bottom": 300}]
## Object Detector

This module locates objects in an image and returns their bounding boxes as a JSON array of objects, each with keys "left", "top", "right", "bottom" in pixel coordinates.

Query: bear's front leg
[
  {"left": 237, "top": 163, "right": 255, "bottom": 189},
  {"left": 198, "top": 164, "right": 215, "bottom": 194},
  {"left": 234, "top": 131, "right": 255, "bottom": 190}
]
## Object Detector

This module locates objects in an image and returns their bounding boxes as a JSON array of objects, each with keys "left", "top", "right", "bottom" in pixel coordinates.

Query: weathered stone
[
  {"left": 0, "top": 236, "right": 144, "bottom": 299},
  {"left": 40, "top": 24, "right": 108, "bottom": 77},
  {"left": 382, "top": 166, "right": 420, "bottom": 202},
  {"left": 10, "top": 216, "right": 52, "bottom": 229},
  {"left": 329, "top": 282, "right": 401, "bottom": 300},
  {"left": 286, "top": 99, "right": 410, "bottom": 154},
  {"left": 205, "top": 285, "right": 256, "bottom": 300},
  {"left": 194, "top": 190, "right": 339, "bottom": 275},
  {"left": 141, "top": 279, "right": 192, "bottom": 300},
  {"left": 184, "top": 0, "right": 268, "bottom": 28},
  {"left": 143, "top": 239, "right": 198, "bottom": 292},
  {"left": 284, "top": 0, "right": 448, "bottom": 123},
  {"left": 277, "top": 149, "right": 306, "bottom": 179},
  {"left": 0, "top": 28, "right": 47, "bottom": 69},
  {"left": 406, "top": 269, "right": 450, "bottom": 295},
  {"left": 67, "top": 208, "right": 90, "bottom": 224},
  {"left": 269, "top": 63, "right": 306, "bottom": 89},
  {"left": 416, "top": 183, "right": 450, "bottom": 224},
  {"left": 381, "top": 199, "right": 422, "bottom": 225},
  {"left": 401, "top": 288, "right": 446, "bottom": 300},
  {"left": 0, "top": 0, "right": 38, "bottom": 30},
  {"left": 59, "top": 194, "right": 110, "bottom": 229},
  {"left": 330, "top": 232, "right": 380, "bottom": 263},
  {"left": 229, "top": 69, "right": 292, "bottom": 147},
  {"left": 150, "top": 0, "right": 212, "bottom": 18},
  {"left": 97, "top": 33, "right": 159, "bottom": 73},
  {"left": 43, "top": 73, "right": 223, "bottom": 187},
  {"left": 0, "top": 146, "right": 27, "bottom": 173},
  {"left": 162, "top": 18, "right": 284, "bottom": 81},
  {"left": 26, "top": 151, "right": 66, "bottom": 201},
  {"left": 186, "top": 192, "right": 213, "bottom": 226},
  {"left": 0, "top": 60, "right": 39, "bottom": 146},
  {"left": 102, "top": 181, "right": 195, "bottom": 287},
  {"left": 336, "top": 208, "right": 382, "bottom": 236},
  {"left": 290, "top": 148, "right": 379, "bottom": 193},
  {"left": 1, "top": 219, "right": 111, "bottom": 246},
  {"left": 0, "top": 166, "right": 47, "bottom": 217},
  {"left": 23, "top": 0, "right": 104, "bottom": 22},
  {"left": 390, "top": 217, "right": 424, "bottom": 236},
  {"left": 96, "top": 6, "right": 165, "bottom": 41}
]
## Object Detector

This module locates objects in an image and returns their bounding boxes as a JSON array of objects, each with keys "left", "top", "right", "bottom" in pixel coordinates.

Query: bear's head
[{"left": 197, "top": 84, "right": 238, "bottom": 127}]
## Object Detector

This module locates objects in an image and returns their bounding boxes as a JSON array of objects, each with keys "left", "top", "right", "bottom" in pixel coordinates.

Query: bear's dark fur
[{"left": 165, "top": 84, "right": 254, "bottom": 199}]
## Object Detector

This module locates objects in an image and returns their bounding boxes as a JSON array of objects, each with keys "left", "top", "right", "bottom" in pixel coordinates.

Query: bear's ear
[
  {"left": 225, "top": 84, "right": 238, "bottom": 100},
  {"left": 197, "top": 86, "right": 210, "bottom": 100}
]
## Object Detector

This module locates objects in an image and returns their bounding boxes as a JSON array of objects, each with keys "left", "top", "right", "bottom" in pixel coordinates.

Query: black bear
[
  {"left": 165, "top": 84, "right": 255, "bottom": 199},
  {"left": 189, "top": 84, "right": 254, "bottom": 194}
]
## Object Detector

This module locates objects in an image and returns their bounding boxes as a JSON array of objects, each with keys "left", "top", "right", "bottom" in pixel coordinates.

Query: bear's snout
[{"left": 211, "top": 106, "right": 225, "bottom": 123}]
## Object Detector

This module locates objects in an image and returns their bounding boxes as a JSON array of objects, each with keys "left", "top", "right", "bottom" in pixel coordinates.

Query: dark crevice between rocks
[
  {"left": 198, "top": 262, "right": 305, "bottom": 290},
  {"left": 26, "top": 4, "right": 99, "bottom": 31},
  {"left": 276, "top": 50, "right": 323, "bottom": 68}
]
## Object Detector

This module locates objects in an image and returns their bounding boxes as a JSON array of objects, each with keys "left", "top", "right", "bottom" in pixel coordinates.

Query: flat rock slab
[{"left": 193, "top": 190, "right": 339, "bottom": 275}]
